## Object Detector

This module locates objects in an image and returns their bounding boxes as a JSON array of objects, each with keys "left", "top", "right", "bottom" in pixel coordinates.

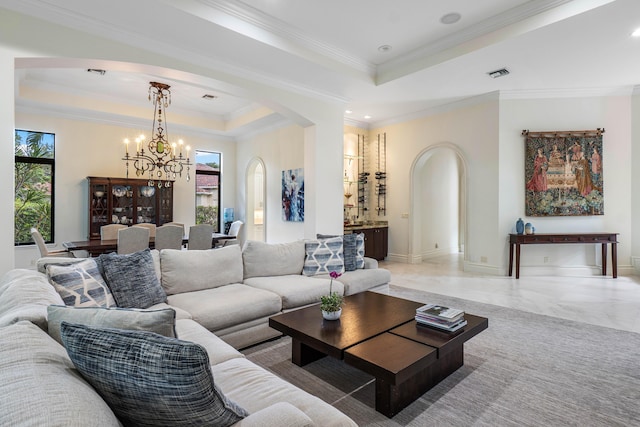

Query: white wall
[
  {"left": 371, "top": 95, "right": 500, "bottom": 273},
  {"left": 13, "top": 111, "right": 237, "bottom": 269},
  {"left": 499, "top": 95, "right": 632, "bottom": 275}
]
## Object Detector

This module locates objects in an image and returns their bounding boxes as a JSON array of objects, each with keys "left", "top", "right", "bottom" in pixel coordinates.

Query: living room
[{"left": 3, "top": 1, "right": 640, "bottom": 278}]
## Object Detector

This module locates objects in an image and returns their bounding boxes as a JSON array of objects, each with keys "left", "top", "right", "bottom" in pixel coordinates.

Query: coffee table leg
[
  {"left": 375, "top": 347, "right": 464, "bottom": 417},
  {"left": 292, "top": 339, "right": 326, "bottom": 366}
]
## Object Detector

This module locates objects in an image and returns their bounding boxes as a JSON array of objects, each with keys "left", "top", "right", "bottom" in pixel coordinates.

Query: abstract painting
[
  {"left": 523, "top": 129, "right": 604, "bottom": 216},
  {"left": 282, "top": 168, "right": 304, "bottom": 222}
]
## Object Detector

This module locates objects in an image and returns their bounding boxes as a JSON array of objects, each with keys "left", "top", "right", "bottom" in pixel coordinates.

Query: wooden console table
[{"left": 508, "top": 233, "right": 618, "bottom": 279}]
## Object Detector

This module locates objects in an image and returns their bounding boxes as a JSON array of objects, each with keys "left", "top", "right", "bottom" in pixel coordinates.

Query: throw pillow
[
  {"left": 303, "top": 236, "right": 345, "bottom": 276},
  {"left": 47, "top": 305, "right": 176, "bottom": 345},
  {"left": 46, "top": 258, "right": 116, "bottom": 308},
  {"left": 355, "top": 232, "right": 365, "bottom": 269},
  {"left": 99, "top": 249, "right": 166, "bottom": 309},
  {"left": 317, "top": 233, "right": 357, "bottom": 271},
  {"left": 60, "top": 323, "right": 248, "bottom": 427}
]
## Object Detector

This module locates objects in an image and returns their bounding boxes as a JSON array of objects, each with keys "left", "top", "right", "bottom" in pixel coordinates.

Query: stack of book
[{"left": 415, "top": 303, "right": 467, "bottom": 332}]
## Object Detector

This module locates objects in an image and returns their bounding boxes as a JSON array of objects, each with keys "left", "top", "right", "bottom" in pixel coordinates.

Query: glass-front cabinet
[{"left": 87, "top": 177, "right": 173, "bottom": 240}]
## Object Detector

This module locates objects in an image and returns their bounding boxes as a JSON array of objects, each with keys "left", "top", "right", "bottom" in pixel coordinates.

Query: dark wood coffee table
[{"left": 269, "top": 291, "right": 488, "bottom": 417}]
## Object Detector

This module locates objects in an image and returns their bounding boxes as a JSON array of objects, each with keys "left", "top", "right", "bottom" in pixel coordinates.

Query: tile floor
[{"left": 380, "top": 254, "right": 640, "bottom": 334}]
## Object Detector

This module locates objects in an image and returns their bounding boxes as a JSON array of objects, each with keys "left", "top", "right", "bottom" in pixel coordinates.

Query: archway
[
  {"left": 409, "top": 143, "right": 468, "bottom": 266},
  {"left": 246, "top": 157, "right": 266, "bottom": 242}
]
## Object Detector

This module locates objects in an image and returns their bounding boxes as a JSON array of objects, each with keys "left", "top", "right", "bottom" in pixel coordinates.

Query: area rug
[{"left": 243, "top": 285, "right": 640, "bottom": 426}]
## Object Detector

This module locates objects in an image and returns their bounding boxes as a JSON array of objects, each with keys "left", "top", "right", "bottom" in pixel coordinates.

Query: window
[
  {"left": 195, "top": 151, "right": 221, "bottom": 232},
  {"left": 14, "top": 130, "right": 56, "bottom": 245}
]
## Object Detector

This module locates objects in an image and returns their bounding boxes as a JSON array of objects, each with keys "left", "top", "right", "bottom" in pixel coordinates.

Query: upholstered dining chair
[
  {"left": 100, "top": 224, "right": 127, "bottom": 240},
  {"left": 164, "top": 222, "right": 185, "bottom": 234},
  {"left": 117, "top": 226, "right": 150, "bottom": 254},
  {"left": 132, "top": 223, "right": 156, "bottom": 238},
  {"left": 30, "top": 227, "right": 75, "bottom": 258},
  {"left": 188, "top": 224, "right": 213, "bottom": 250},
  {"left": 217, "top": 220, "right": 243, "bottom": 248},
  {"left": 154, "top": 224, "right": 184, "bottom": 251}
]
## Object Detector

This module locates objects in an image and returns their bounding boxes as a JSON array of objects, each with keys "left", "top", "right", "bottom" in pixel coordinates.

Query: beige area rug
[{"left": 242, "top": 285, "right": 640, "bottom": 426}]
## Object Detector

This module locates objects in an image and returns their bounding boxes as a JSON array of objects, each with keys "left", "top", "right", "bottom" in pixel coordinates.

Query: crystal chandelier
[{"left": 122, "top": 81, "right": 191, "bottom": 187}]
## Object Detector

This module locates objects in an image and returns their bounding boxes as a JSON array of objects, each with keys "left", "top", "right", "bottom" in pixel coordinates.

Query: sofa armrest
[
  {"left": 363, "top": 257, "right": 378, "bottom": 269},
  {"left": 232, "top": 402, "right": 314, "bottom": 426}
]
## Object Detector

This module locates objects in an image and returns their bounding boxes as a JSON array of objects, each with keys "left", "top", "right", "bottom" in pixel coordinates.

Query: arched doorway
[
  {"left": 246, "top": 157, "right": 266, "bottom": 242},
  {"left": 409, "top": 143, "right": 468, "bottom": 266}
]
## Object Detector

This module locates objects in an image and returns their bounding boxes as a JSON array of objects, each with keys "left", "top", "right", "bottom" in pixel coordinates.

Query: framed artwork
[
  {"left": 282, "top": 168, "right": 304, "bottom": 222},
  {"left": 523, "top": 129, "right": 604, "bottom": 216}
]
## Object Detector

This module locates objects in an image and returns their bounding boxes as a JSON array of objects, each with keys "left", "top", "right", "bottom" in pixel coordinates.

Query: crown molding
[{"left": 500, "top": 86, "right": 634, "bottom": 99}]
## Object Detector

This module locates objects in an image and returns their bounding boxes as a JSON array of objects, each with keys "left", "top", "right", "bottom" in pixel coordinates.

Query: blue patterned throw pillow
[
  {"left": 303, "top": 236, "right": 345, "bottom": 276},
  {"left": 99, "top": 249, "right": 166, "bottom": 309},
  {"left": 46, "top": 258, "right": 116, "bottom": 307},
  {"left": 355, "top": 232, "right": 365, "bottom": 269},
  {"left": 60, "top": 322, "right": 248, "bottom": 427}
]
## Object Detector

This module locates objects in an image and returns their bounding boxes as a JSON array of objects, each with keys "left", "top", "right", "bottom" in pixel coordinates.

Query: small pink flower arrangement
[{"left": 321, "top": 271, "right": 344, "bottom": 313}]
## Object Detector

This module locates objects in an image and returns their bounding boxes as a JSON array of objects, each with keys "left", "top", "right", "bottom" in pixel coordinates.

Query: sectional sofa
[{"left": 0, "top": 239, "right": 390, "bottom": 426}]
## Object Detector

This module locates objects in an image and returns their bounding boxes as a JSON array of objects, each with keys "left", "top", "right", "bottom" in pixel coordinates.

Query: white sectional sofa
[{"left": 0, "top": 239, "right": 391, "bottom": 426}]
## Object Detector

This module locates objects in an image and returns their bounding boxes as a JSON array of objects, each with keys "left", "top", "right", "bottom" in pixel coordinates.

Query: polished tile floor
[{"left": 380, "top": 254, "right": 640, "bottom": 334}]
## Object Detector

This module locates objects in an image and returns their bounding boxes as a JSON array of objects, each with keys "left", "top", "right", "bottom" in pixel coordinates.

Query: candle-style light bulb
[
  {"left": 178, "top": 139, "right": 184, "bottom": 156},
  {"left": 171, "top": 142, "right": 177, "bottom": 158},
  {"left": 124, "top": 138, "right": 129, "bottom": 155}
]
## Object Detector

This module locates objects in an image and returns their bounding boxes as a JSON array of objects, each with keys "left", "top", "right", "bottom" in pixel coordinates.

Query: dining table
[{"left": 63, "top": 233, "right": 234, "bottom": 257}]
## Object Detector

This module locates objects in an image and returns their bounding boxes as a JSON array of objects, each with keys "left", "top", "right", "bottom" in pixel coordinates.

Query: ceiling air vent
[
  {"left": 487, "top": 68, "right": 509, "bottom": 79},
  {"left": 202, "top": 94, "right": 218, "bottom": 100}
]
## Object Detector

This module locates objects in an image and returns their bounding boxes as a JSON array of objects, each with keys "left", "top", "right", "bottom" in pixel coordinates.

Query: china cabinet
[{"left": 87, "top": 177, "right": 173, "bottom": 240}]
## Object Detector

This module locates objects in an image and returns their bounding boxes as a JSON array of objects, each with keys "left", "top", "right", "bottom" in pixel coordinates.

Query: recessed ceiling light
[
  {"left": 87, "top": 69, "right": 106, "bottom": 75},
  {"left": 202, "top": 94, "right": 218, "bottom": 100},
  {"left": 378, "top": 45, "right": 392, "bottom": 53},
  {"left": 487, "top": 68, "right": 510, "bottom": 78},
  {"left": 364, "top": 115, "right": 372, "bottom": 119},
  {"left": 345, "top": 110, "right": 353, "bottom": 114},
  {"left": 440, "top": 12, "right": 461, "bottom": 25},
  {"left": 632, "top": 28, "right": 640, "bottom": 37}
]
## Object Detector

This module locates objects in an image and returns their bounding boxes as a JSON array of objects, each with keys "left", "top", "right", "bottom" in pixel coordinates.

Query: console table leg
[
  {"left": 508, "top": 243, "right": 514, "bottom": 276},
  {"left": 612, "top": 243, "right": 618, "bottom": 278},
  {"left": 601, "top": 243, "right": 607, "bottom": 277},
  {"left": 515, "top": 244, "right": 521, "bottom": 279}
]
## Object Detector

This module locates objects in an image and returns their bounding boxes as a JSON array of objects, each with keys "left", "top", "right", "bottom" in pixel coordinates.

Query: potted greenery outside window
[{"left": 320, "top": 271, "right": 344, "bottom": 320}]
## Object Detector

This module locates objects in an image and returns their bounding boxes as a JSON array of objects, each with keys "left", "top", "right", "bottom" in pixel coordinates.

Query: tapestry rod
[{"left": 521, "top": 128, "right": 605, "bottom": 137}]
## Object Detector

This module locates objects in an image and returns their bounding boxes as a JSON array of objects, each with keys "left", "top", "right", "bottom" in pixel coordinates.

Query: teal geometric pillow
[
  {"left": 60, "top": 322, "right": 248, "bottom": 427},
  {"left": 355, "top": 232, "right": 365, "bottom": 269},
  {"left": 303, "top": 236, "right": 344, "bottom": 276},
  {"left": 46, "top": 258, "right": 116, "bottom": 308}
]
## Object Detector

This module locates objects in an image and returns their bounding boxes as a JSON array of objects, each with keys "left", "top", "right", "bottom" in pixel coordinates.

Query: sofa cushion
[
  {"left": 0, "top": 321, "right": 120, "bottom": 426},
  {"left": 47, "top": 305, "right": 176, "bottom": 345},
  {"left": 100, "top": 249, "right": 167, "bottom": 308},
  {"left": 167, "top": 284, "right": 282, "bottom": 332},
  {"left": 334, "top": 267, "right": 391, "bottom": 296},
  {"left": 236, "top": 402, "right": 314, "bottom": 427},
  {"left": 303, "top": 236, "right": 345, "bottom": 276},
  {"left": 243, "top": 275, "right": 344, "bottom": 310},
  {"left": 212, "top": 357, "right": 357, "bottom": 427},
  {"left": 0, "top": 269, "right": 64, "bottom": 331},
  {"left": 160, "top": 245, "right": 244, "bottom": 295},
  {"left": 60, "top": 322, "right": 248, "bottom": 427},
  {"left": 175, "top": 318, "right": 244, "bottom": 365},
  {"left": 46, "top": 258, "right": 116, "bottom": 308},
  {"left": 242, "top": 240, "right": 305, "bottom": 278}
]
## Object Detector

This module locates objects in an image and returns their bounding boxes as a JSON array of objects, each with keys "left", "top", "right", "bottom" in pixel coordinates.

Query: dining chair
[
  {"left": 101, "top": 224, "right": 127, "bottom": 240},
  {"left": 117, "top": 226, "right": 150, "bottom": 254},
  {"left": 164, "top": 222, "right": 185, "bottom": 234},
  {"left": 217, "top": 220, "right": 243, "bottom": 247},
  {"left": 30, "top": 227, "right": 75, "bottom": 258},
  {"left": 188, "top": 224, "right": 213, "bottom": 250},
  {"left": 132, "top": 223, "right": 156, "bottom": 238},
  {"left": 154, "top": 224, "right": 184, "bottom": 251}
]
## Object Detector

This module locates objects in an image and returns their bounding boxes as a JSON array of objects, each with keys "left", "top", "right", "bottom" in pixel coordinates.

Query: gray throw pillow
[
  {"left": 60, "top": 322, "right": 248, "bottom": 427},
  {"left": 99, "top": 249, "right": 166, "bottom": 308},
  {"left": 354, "top": 233, "right": 365, "bottom": 269},
  {"left": 46, "top": 258, "right": 116, "bottom": 308},
  {"left": 47, "top": 305, "right": 176, "bottom": 345},
  {"left": 303, "top": 236, "right": 345, "bottom": 276}
]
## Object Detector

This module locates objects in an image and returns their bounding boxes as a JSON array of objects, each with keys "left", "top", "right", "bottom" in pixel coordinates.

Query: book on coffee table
[
  {"left": 416, "top": 304, "right": 464, "bottom": 322},
  {"left": 415, "top": 317, "right": 468, "bottom": 333}
]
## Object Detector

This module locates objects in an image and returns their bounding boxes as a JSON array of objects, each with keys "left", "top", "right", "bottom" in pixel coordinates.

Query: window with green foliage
[
  {"left": 14, "top": 130, "right": 55, "bottom": 246},
  {"left": 195, "top": 151, "right": 221, "bottom": 232}
]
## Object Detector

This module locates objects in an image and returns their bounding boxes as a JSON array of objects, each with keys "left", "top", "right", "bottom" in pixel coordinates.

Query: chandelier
[{"left": 122, "top": 81, "right": 191, "bottom": 187}]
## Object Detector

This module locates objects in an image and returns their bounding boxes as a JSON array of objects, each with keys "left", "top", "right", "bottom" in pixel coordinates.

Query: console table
[{"left": 508, "top": 233, "right": 618, "bottom": 279}]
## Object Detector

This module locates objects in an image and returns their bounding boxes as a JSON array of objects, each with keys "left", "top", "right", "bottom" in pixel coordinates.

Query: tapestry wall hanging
[
  {"left": 523, "top": 129, "right": 604, "bottom": 216},
  {"left": 282, "top": 168, "right": 304, "bottom": 222}
]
